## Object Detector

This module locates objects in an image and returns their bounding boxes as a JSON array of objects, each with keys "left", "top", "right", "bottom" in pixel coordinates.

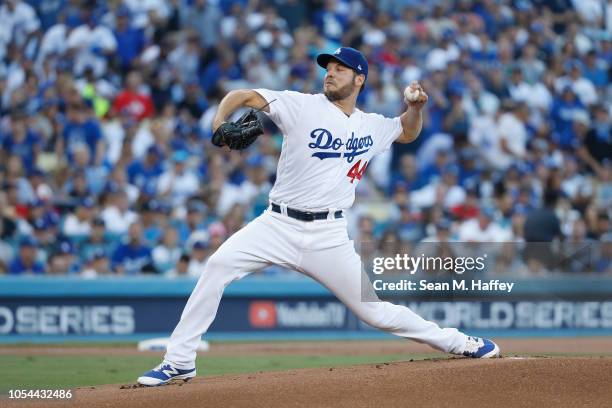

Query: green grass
[{"left": 0, "top": 353, "right": 435, "bottom": 393}]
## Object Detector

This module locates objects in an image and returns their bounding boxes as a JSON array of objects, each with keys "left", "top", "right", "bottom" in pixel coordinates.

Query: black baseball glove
[{"left": 212, "top": 110, "right": 264, "bottom": 151}]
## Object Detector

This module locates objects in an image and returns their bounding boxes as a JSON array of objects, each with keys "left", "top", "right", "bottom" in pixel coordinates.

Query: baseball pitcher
[{"left": 138, "top": 47, "right": 500, "bottom": 386}]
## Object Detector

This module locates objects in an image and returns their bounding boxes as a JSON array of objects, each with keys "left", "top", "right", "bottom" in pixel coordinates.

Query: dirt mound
[{"left": 6, "top": 357, "right": 611, "bottom": 408}]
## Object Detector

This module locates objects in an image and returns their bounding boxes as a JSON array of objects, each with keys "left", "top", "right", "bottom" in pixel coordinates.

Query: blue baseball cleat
[
  {"left": 137, "top": 362, "right": 196, "bottom": 386},
  {"left": 461, "top": 336, "right": 501, "bottom": 358}
]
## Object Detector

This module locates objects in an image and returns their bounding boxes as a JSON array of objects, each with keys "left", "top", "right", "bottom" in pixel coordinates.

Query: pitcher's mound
[{"left": 9, "top": 357, "right": 612, "bottom": 408}]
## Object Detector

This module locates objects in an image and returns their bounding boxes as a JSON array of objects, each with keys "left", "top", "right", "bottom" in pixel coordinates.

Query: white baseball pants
[{"left": 164, "top": 209, "right": 468, "bottom": 368}]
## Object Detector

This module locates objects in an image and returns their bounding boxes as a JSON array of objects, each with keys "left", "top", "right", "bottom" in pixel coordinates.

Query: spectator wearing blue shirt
[
  {"left": 140, "top": 200, "right": 164, "bottom": 247},
  {"left": 113, "top": 7, "right": 145, "bottom": 72},
  {"left": 111, "top": 221, "right": 155, "bottom": 275},
  {"left": 1, "top": 112, "right": 42, "bottom": 172},
  {"left": 30, "top": 0, "right": 68, "bottom": 30},
  {"left": 79, "top": 217, "right": 116, "bottom": 262},
  {"left": 174, "top": 200, "right": 208, "bottom": 245},
  {"left": 47, "top": 240, "right": 81, "bottom": 275},
  {"left": 583, "top": 50, "right": 608, "bottom": 88},
  {"left": 418, "top": 147, "right": 453, "bottom": 187},
  {"left": 8, "top": 237, "right": 46, "bottom": 275},
  {"left": 550, "top": 86, "right": 585, "bottom": 149},
  {"left": 59, "top": 101, "right": 104, "bottom": 166},
  {"left": 127, "top": 145, "right": 164, "bottom": 192},
  {"left": 200, "top": 50, "right": 242, "bottom": 93},
  {"left": 313, "top": 2, "right": 348, "bottom": 42}
]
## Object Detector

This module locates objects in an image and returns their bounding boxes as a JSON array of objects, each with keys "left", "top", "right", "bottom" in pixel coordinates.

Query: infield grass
[{"left": 0, "top": 353, "right": 436, "bottom": 393}]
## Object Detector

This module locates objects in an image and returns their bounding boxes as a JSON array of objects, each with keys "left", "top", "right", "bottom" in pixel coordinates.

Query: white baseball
[{"left": 404, "top": 86, "right": 421, "bottom": 102}]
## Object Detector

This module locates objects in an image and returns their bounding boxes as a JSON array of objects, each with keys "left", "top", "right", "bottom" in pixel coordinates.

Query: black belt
[{"left": 270, "top": 203, "right": 343, "bottom": 222}]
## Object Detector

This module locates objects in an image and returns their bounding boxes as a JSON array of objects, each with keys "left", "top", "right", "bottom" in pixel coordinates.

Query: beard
[{"left": 324, "top": 81, "right": 356, "bottom": 102}]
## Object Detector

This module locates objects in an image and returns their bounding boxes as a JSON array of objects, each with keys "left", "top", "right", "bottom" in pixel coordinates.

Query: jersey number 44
[{"left": 347, "top": 160, "right": 368, "bottom": 184}]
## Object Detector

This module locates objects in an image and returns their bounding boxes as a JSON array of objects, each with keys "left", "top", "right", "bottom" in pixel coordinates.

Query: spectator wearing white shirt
[
  {"left": 554, "top": 60, "right": 599, "bottom": 106},
  {"left": 66, "top": 7, "right": 117, "bottom": 77},
  {"left": 157, "top": 150, "right": 200, "bottom": 207},
  {"left": 35, "top": 10, "right": 80, "bottom": 68},
  {"left": 0, "top": 0, "right": 40, "bottom": 60},
  {"left": 165, "top": 253, "right": 191, "bottom": 278},
  {"left": 217, "top": 155, "right": 272, "bottom": 217},
  {"left": 458, "top": 206, "right": 513, "bottom": 242},
  {"left": 101, "top": 188, "right": 139, "bottom": 235},
  {"left": 493, "top": 102, "right": 529, "bottom": 170},
  {"left": 153, "top": 227, "right": 182, "bottom": 274},
  {"left": 81, "top": 248, "right": 111, "bottom": 278},
  {"left": 187, "top": 240, "right": 208, "bottom": 277},
  {"left": 123, "top": 0, "right": 170, "bottom": 31},
  {"left": 63, "top": 197, "right": 96, "bottom": 237}
]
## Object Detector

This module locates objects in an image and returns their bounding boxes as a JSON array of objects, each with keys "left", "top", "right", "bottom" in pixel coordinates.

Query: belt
[{"left": 270, "top": 203, "right": 343, "bottom": 222}]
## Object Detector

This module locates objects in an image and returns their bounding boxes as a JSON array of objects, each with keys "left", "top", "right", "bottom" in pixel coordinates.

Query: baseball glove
[{"left": 212, "top": 110, "right": 264, "bottom": 151}]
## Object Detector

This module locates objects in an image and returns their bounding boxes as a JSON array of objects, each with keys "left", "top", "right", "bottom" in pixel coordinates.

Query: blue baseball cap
[
  {"left": 20, "top": 236, "right": 38, "bottom": 248},
  {"left": 316, "top": 47, "right": 368, "bottom": 80}
]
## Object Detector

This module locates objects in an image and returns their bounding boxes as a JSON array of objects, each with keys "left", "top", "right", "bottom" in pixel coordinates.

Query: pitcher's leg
[
  {"left": 300, "top": 242, "right": 467, "bottom": 354},
  {"left": 164, "top": 213, "right": 296, "bottom": 368}
]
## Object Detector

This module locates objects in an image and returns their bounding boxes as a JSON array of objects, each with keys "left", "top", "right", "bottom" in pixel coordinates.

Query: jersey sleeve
[
  {"left": 371, "top": 114, "right": 403, "bottom": 155},
  {"left": 253, "top": 89, "right": 305, "bottom": 134}
]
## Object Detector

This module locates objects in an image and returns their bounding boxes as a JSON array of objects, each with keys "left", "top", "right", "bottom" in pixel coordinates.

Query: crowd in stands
[{"left": 0, "top": 0, "right": 610, "bottom": 276}]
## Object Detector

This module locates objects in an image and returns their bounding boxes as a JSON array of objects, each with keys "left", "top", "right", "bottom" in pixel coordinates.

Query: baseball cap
[
  {"left": 32, "top": 217, "right": 49, "bottom": 231},
  {"left": 146, "top": 145, "right": 163, "bottom": 158},
  {"left": 78, "top": 197, "right": 95, "bottom": 208},
  {"left": 172, "top": 150, "right": 189, "bottom": 163},
  {"left": 193, "top": 241, "right": 207, "bottom": 250},
  {"left": 436, "top": 218, "right": 452, "bottom": 230},
  {"left": 89, "top": 248, "right": 107, "bottom": 262},
  {"left": 316, "top": 47, "right": 368, "bottom": 80},
  {"left": 57, "top": 241, "right": 74, "bottom": 255},
  {"left": 187, "top": 200, "right": 206, "bottom": 213},
  {"left": 20, "top": 236, "right": 38, "bottom": 248},
  {"left": 143, "top": 199, "right": 162, "bottom": 212}
]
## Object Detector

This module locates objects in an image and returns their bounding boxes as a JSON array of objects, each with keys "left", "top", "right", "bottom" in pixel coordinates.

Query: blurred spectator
[
  {"left": 166, "top": 253, "right": 190, "bottom": 278},
  {"left": 127, "top": 144, "right": 164, "bottom": 192},
  {"left": 112, "top": 71, "right": 154, "bottom": 122},
  {"left": 523, "top": 188, "right": 563, "bottom": 273},
  {"left": 79, "top": 217, "right": 115, "bottom": 262},
  {"left": 493, "top": 102, "right": 529, "bottom": 170},
  {"left": 66, "top": 5, "right": 117, "bottom": 77},
  {"left": 175, "top": 199, "right": 208, "bottom": 245},
  {"left": 62, "top": 197, "right": 95, "bottom": 237},
  {"left": 594, "top": 233, "right": 612, "bottom": 274},
  {"left": 59, "top": 100, "right": 104, "bottom": 166},
  {"left": 81, "top": 248, "right": 112, "bottom": 278},
  {"left": 140, "top": 199, "right": 164, "bottom": 245},
  {"left": 111, "top": 221, "right": 154, "bottom": 275},
  {"left": 157, "top": 150, "right": 199, "bottom": 207},
  {"left": 1, "top": 112, "right": 42, "bottom": 172},
  {"left": 181, "top": 0, "right": 222, "bottom": 48},
  {"left": 113, "top": 7, "right": 145, "bottom": 73},
  {"left": 0, "top": 0, "right": 41, "bottom": 61},
  {"left": 101, "top": 189, "right": 138, "bottom": 235},
  {"left": 152, "top": 226, "right": 181, "bottom": 274},
  {"left": 458, "top": 205, "right": 512, "bottom": 242},
  {"left": 8, "top": 237, "right": 45, "bottom": 275},
  {"left": 48, "top": 240, "right": 80, "bottom": 275},
  {"left": 187, "top": 240, "right": 207, "bottom": 277}
]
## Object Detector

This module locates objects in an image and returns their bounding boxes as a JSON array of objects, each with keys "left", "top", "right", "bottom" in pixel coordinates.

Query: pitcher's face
[{"left": 323, "top": 61, "right": 363, "bottom": 102}]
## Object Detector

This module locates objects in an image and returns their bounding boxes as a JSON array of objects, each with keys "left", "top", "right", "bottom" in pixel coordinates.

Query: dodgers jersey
[{"left": 254, "top": 89, "right": 403, "bottom": 211}]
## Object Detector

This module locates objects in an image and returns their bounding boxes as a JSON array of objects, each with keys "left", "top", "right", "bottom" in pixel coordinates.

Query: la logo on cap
[
  {"left": 334, "top": 48, "right": 342, "bottom": 55},
  {"left": 358, "top": 64, "right": 362, "bottom": 70}
]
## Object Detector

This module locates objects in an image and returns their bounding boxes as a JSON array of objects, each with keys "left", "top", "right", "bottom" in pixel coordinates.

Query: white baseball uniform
[{"left": 164, "top": 89, "right": 468, "bottom": 368}]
